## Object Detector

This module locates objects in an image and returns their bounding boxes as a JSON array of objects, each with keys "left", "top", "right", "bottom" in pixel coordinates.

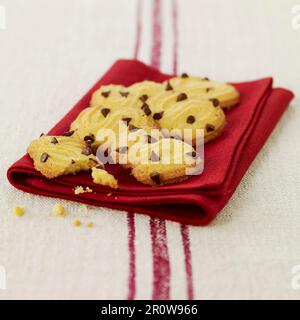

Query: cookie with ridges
[
  {"left": 128, "top": 81, "right": 164, "bottom": 98},
  {"left": 129, "top": 138, "right": 200, "bottom": 186},
  {"left": 71, "top": 105, "right": 158, "bottom": 150},
  {"left": 147, "top": 90, "right": 226, "bottom": 144},
  {"left": 90, "top": 84, "right": 131, "bottom": 108},
  {"left": 27, "top": 136, "right": 98, "bottom": 179},
  {"left": 163, "top": 76, "right": 240, "bottom": 109}
]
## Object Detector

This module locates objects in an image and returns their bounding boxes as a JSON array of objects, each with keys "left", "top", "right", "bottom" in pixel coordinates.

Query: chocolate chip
[
  {"left": 71, "top": 160, "right": 76, "bottom": 164},
  {"left": 63, "top": 130, "right": 75, "bottom": 137},
  {"left": 139, "top": 94, "right": 148, "bottom": 103},
  {"left": 146, "top": 135, "right": 158, "bottom": 143},
  {"left": 209, "top": 98, "right": 220, "bottom": 107},
  {"left": 141, "top": 103, "right": 152, "bottom": 116},
  {"left": 150, "top": 172, "right": 161, "bottom": 185},
  {"left": 203, "top": 77, "right": 209, "bottom": 81},
  {"left": 206, "top": 87, "right": 213, "bottom": 92},
  {"left": 101, "top": 108, "right": 111, "bottom": 118},
  {"left": 116, "top": 146, "right": 128, "bottom": 154},
  {"left": 153, "top": 111, "right": 164, "bottom": 120},
  {"left": 101, "top": 91, "right": 110, "bottom": 98},
  {"left": 104, "top": 148, "right": 110, "bottom": 157},
  {"left": 128, "top": 124, "right": 140, "bottom": 132},
  {"left": 40, "top": 152, "right": 49, "bottom": 163},
  {"left": 82, "top": 147, "right": 92, "bottom": 156},
  {"left": 181, "top": 73, "right": 189, "bottom": 78},
  {"left": 186, "top": 151, "right": 197, "bottom": 158},
  {"left": 206, "top": 124, "right": 215, "bottom": 132},
  {"left": 187, "top": 115, "right": 195, "bottom": 124},
  {"left": 51, "top": 137, "right": 58, "bottom": 144},
  {"left": 122, "top": 117, "right": 132, "bottom": 125},
  {"left": 176, "top": 93, "right": 188, "bottom": 102},
  {"left": 150, "top": 151, "right": 160, "bottom": 162},
  {"left": 165, "top": 81, "right": 173, "bottom": 91},
  {"left": 40, "top": 133, "right": 45, "bottom": 138},
  {"left": 84, "top": 134, "right": 95, "bottom": 145},
  {"left": 120, "top": 91, "right": 129, "bottom": 97}
]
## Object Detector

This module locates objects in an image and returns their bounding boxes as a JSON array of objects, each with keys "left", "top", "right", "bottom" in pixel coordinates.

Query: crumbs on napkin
[{"left": 74, "top": 186, "right": 93, "bottom": 195}]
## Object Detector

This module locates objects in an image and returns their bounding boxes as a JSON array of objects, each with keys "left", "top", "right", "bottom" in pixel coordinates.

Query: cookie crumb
[
  {"left": 13, "top": 206, "right": 25, "bottom": 217},
  {"left": 92, "top": 167, "right": 118, "bottom": 189},
  {"left": 74, "top": 186, "right": 93, "bottom": 195},
  {"left": 53, "top": 203, "right": 66, "bottom": 217},
  {"left": 72, "top": 219, "right": 82, "bottom": 227},
  {"left": 86, "top": 221, "right": 94, "bottom": 228}
]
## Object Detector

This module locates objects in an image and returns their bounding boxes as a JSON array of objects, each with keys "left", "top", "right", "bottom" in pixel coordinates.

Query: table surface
[{"left": 0, "top": 0, "right": 300, "bottom": 300}]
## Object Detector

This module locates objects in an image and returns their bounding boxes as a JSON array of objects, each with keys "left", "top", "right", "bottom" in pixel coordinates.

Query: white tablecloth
[{"left": 0, "top": 0, "right": 300, "bottom": 300}]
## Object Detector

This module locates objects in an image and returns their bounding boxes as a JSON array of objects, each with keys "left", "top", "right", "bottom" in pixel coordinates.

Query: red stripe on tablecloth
[
  {"left": 180, "top": 224, "right": 194, "bottom": 300},
  {"left": 134, "top": 0, "right": 143, "bottom": 59},
  {"left": 127, "top": 212, "right": 136, "bottom": 300},
  {"left": 150, "top": 0, "right": 162, "bottom": 69},
  {"left": 172, "top": 0, "right": 178, "bottom": 75},
  {"left": 171, "top": 0, "right": 195, "bottom": 300},
  {"left": 150, "top": 0, "right": 171, "bottom": 300},
  {"left": 150, "top": 218, "right": 170, "bottom": 300}
]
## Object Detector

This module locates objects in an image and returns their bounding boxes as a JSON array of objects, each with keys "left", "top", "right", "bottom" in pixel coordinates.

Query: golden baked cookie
[
  {"left": 128, "top": 80, "right": 164, "bottom": 98},
  {"left": 71, "top": 105, "right": 158, "bottom": 152},
  {"left": 163, "top": 74, "right": 240, "bottom": 109},
  {"left": 91, "top": 167, "right": 118, "bottom": 189},
  {"left": 129, "top": 138, "right": 201, "bottom": 186},
  {"left": 146, "top": 89, "right": 226, "bottom": 144},
  {"left": 27, "top": 136, "right": 98, "bottom": 179},
  {"left": 90, "top": 84, "right": 135, "bottom": 109}
]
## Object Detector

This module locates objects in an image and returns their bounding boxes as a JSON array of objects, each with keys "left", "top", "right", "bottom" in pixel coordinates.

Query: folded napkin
[{"left": 7, "top": 59, "right": 294, "bottom": 226}]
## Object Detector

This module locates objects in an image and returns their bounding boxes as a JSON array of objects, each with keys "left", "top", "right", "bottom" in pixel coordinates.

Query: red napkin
[{"left": 7, "top": 59, "right": 294, "bottom": 226}]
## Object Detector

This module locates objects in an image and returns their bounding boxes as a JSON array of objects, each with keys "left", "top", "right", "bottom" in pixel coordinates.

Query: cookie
[
  {"left": 71, "top": 105, "right": 158, "bottom": 152},
  {"left": 92, "top": 167, "right": 118, "bottom": 189},
  {"left": 163, "top": 75, "right": 240, "bottom": 109},
  {"left": 129, "top": 138, "right": 201, "bottom": 186},
  {"left": 147, "top": 90, "right": 227, "bottom": 144},
  {"left": 27, "top": 136, "right": 98, "bottom": 179},
  {"left": 90, "top": 84, "right": 133, "bottom": 109},
  {"left": 128, "top": 80, "right": 164, "bottom": 98}
]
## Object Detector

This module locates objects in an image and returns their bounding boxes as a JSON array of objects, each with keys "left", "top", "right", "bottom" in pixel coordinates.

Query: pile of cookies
[{"left": 27, "top": 74, "right": 239, "bottom": 188}]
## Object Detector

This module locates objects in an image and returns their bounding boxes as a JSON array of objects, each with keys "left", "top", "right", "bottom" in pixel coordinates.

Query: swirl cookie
[
  {"left": 145, "top": 89, "right": 226, "bottom": 144},
  {"left": 90, "top": 84, "right": 133, "bottom": 109},
  {"left": 27, "top": 136, "right": 98, "bottom": 179},
  {"left": 129, "top": 138, "right": 201, "bottom": 186},
  {"left": 163, "top": 74, "right": 240, "bottom": 109},
  {"left": 71, "top": 105, "right": 158, "bottom": 150}
]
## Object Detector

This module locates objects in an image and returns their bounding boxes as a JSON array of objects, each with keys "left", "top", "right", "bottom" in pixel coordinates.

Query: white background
[{"left": 0, "top": 0, "right": 300, "bottom": 299}]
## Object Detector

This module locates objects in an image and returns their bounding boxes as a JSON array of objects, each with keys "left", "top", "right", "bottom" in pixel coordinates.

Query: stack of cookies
[{"left": 27, "top": 74, "right": 239, "bottom": 188}]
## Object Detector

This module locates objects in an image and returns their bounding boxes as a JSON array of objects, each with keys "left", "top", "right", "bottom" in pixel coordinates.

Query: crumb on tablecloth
[
  {"left": 13, "top": 206, "right": 25, "bottom": 217},
  {"left": 86, "top": 221, "right": 94, "bottom": 228},
  {"left": 72, "top": 219, "right": 82, "bottom": 227},
  {"left": 53, "top": 203, "right": 66, "bottom": 217}
]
